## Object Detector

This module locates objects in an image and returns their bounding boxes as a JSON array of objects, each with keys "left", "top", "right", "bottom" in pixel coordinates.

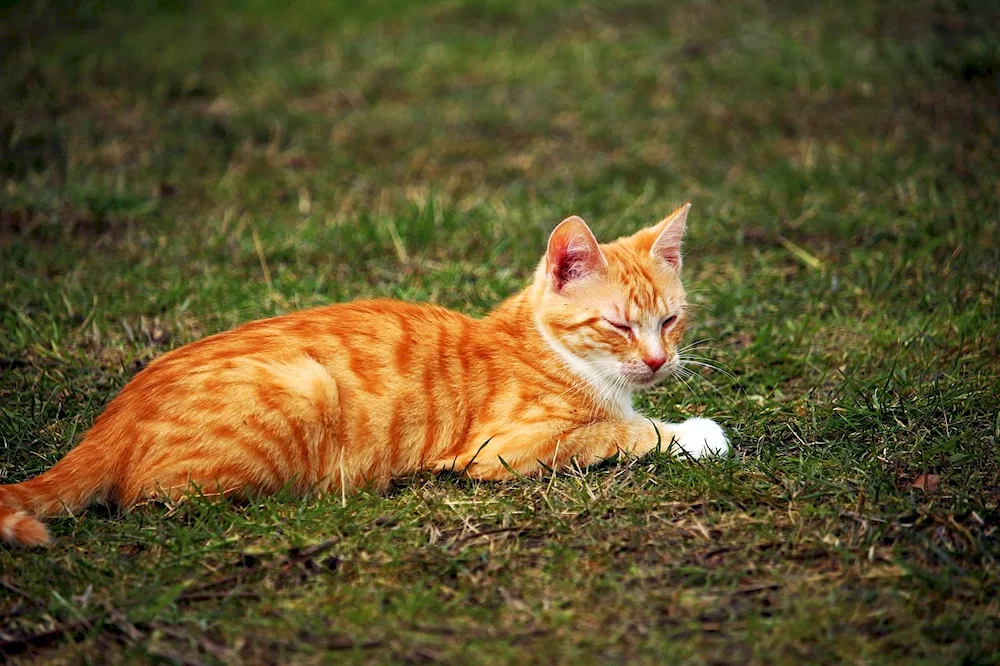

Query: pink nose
[{"left": 644, "top": 356, "right": 667, "bottom": 372}]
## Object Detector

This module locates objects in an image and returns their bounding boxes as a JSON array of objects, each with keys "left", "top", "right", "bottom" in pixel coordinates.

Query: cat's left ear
[
  {"left": 649, "top": 202, "right": 690, "bottom": 271},
  {"left": 545, "top": 215, "right": 608, "bottom": 292}
]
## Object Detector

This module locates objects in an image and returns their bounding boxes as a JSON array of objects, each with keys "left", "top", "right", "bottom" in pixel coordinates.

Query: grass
[{"left": 1, "top": 0, "right": 998, "bottom": 662}]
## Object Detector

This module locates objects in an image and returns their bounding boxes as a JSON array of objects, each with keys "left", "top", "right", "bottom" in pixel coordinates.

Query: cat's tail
[
  {"left": 0, "top": 432, "right": 118, "bottom": 547},
  {"left": 0, "top": 508, "right": 48, "bottom": 546}
]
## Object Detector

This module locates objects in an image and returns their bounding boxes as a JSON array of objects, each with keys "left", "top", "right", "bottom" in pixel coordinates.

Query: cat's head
[{"left": 534, "top": 204, "right": 690, "bottom": 395}]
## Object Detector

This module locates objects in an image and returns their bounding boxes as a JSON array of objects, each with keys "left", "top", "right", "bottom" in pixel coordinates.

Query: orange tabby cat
[{"left": 0, "top": 204, "right": 728, "bottom": 546}]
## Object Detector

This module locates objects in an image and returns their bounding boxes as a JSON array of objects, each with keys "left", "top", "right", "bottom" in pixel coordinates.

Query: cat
[{"left": 0, "top": 204, "right": 729, "bottom": 546}]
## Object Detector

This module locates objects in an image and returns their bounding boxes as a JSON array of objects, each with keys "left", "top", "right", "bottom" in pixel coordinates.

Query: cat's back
[
  {"left": 142, "top": 298, "right": 478, "bottom": 381},
  {"left": 97, "top": 298, "right": 481, "bottom": 430}
]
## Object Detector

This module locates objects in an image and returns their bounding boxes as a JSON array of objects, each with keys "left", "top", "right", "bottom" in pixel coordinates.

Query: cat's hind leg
[{"left": 116, "top": 354, "right": 343, "bottom": 508}]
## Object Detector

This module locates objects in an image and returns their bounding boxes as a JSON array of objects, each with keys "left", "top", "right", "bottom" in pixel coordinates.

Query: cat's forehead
[{"left": 601, "top": 242, "right": 685, "bottom": 315}]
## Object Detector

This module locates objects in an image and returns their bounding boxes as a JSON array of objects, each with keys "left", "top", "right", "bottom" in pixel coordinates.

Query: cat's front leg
[
  {"left": 431, "top": 416, "right": 729, "bottom": 481},
  {"left": 644, "top": 417, "right": 730, "bottom": 460}
]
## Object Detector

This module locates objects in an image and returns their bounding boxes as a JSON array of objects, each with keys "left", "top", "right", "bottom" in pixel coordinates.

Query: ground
[{"left": 1, "top": 0, "right": 998, "bottom": 663}]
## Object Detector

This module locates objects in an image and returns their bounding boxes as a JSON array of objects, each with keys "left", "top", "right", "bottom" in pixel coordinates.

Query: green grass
[{"left": 1, "top": 0, "right": 998, "bottom": 662}]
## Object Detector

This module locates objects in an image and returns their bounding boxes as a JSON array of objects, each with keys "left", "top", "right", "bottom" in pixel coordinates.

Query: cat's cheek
[
  {"left": 664, "top": 320, "right": 686, "bottom": 346},
  {"left": 672, "top": 418, "right": 729, "bottom": 458}
]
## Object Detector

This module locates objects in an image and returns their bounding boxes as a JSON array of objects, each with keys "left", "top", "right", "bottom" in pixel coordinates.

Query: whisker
[
  {"left": 673, "top": 364, "right": 733, "bottom": 403},
  {"left": 676, "top": 338, "right": 718, "bottom": 354},
  {"left": 672, "top": 369, "right": 708, "bottom": 403},
  {"left": 679, "top": 358, "right": 738, "bottom": 382}
]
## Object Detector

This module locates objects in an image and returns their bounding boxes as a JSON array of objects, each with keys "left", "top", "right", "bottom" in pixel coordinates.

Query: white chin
[{"left": 630, "top": 374, "right": 660, "bottom": 388}]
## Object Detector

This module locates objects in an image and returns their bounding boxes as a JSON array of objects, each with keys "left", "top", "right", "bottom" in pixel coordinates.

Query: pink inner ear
[
  {"left": 652, "top": 238, "right": 681, "bottom": 270},
  {"left": 546, "top": 218, "right": 605, "bottom": 291},
  {"left": 651, "top": 207, "right": 688, "bottom": 270},
  {"left": 553, "top": 245, "right": 596, "bottom": 290}
]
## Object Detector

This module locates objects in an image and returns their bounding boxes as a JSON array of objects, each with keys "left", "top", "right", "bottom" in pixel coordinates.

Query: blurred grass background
[{"left": 1, "top": 0, "right": 999, "bottom": 663}]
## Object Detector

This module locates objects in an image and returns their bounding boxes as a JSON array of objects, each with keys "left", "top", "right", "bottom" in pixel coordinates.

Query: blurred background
[
  {"left": 1, "top": 1, "right": 999, "bottom": 662},
  {"left": 2, "top": 1, "right": 996, "bottom": 295}
]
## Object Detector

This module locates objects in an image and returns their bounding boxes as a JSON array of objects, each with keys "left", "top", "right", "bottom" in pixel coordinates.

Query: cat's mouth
[
  {"left": 621, "top": 368, "right": 664, "bottom": 389},
  {"left": 629, "top": 373, "right": 663, "bottom": 389}
]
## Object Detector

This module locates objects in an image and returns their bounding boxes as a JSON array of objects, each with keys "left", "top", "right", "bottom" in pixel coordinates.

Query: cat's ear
[
  {"left": 545, "top": 216, "right": 608, "bottom": 292},
  {"left": 649, "top": 202, "right": 690, "bottom": 271}
]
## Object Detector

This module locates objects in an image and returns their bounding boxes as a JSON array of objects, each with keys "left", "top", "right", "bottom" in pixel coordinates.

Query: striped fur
[{"left": 0, "top": 205, "right": 728, "bottom": 546}]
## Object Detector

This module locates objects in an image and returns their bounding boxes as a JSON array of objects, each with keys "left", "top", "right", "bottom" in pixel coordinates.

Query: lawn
[{"left": 1, "top": 0, "right": 998, "bottom": 663}]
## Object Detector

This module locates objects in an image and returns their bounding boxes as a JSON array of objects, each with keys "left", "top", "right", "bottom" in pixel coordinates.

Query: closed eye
[
  {"left": 661, "top": 315, "right": 678, "bottom": 330},
  {"left": 603, "top": 318, "right": 632, "bottom": 333}
]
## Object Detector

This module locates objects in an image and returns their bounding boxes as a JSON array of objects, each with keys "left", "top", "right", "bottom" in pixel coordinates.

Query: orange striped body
[{"left": 0, "top": 205, "right": 730, "bottom": 546}]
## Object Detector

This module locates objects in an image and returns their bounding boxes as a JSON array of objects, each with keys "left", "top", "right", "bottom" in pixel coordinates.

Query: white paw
[{"left": 672, "top": 418, "right": 730, "bottom": 459}]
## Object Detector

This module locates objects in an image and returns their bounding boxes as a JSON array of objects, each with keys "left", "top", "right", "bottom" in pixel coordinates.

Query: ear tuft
[
  {"left": 545, "top": 216, "right": 607, "bottom": 292},
  {"left": 650, "top": 203, "right": 690, "bottom": 271}
]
